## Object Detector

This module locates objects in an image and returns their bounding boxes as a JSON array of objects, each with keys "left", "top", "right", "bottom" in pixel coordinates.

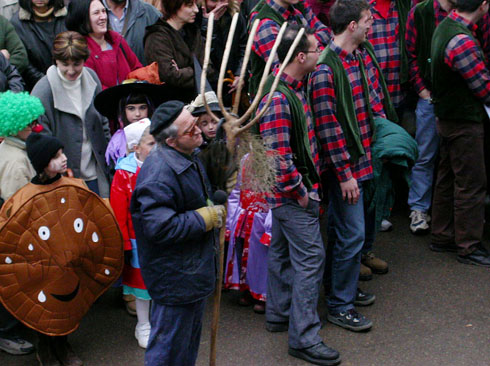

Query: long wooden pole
[{"left": 209, "top": 207, "right": 227, "bottom": 366}]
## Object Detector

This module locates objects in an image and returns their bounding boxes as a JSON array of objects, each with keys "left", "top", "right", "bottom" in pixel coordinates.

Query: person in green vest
[
  {"left": 430, "top": 0, "right": 490, "bottom": 267},
  {"left": 257, "top": 24, "right": 340, "bottom": 366},
  {"left": 249, "top": 0, "right": 331, "bottom": 99},
  {"left": 405, "top": 0, "right": 455, "bottom": 235},
  {"left": 310, "top": 0, "right": 393, "bottom": 333}
]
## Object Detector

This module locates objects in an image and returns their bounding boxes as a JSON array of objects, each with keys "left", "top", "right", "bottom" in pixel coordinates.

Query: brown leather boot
[
  {"left": 36, "top": 335, "right": 61, "bottom": 366},
  {"left": 362, "top": 251, "right": 389, "bottom": 274},
  {"left": 52, "top": 336, "right": 83, "bottom": 366},
  {"left": 359, "top": 263, "right": 372, "bottom": 281}
]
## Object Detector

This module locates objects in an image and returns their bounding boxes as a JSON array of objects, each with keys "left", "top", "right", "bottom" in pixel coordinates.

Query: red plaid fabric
[
  {"left": 444, "top": 12, "right": 490, "bottom": 103},
  {"left": 406, "top": 0, "right": 448, "bottom": 94},
  {"left": 368, "top": 0, "right": 404, "bottom": 108},
  {"left": 257, "top": 68, "right": 320, "bottom": 208},
  {"left": 310, "top": 42, "right": 385, "bottom": 183},
  {"left": 251, "top": 0, "right": 331, "bottom": 73}
]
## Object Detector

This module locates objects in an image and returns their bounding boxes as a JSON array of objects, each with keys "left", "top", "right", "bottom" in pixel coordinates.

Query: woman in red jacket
[{"left": 65, "top": 0, "right": 142, "bottom": 91}]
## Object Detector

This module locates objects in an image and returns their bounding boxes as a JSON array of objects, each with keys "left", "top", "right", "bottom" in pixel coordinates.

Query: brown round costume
[{"left": 0, "top": 176, "right": 123, "bottom": 336}]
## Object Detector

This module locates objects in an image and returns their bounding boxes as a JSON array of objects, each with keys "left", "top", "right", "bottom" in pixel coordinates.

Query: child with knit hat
[
  {"left": 26, "top": 134, "right": 67, "bottom": 184},
  {"left": 110, "top": 119, "right": 155, "bottom": 348}
]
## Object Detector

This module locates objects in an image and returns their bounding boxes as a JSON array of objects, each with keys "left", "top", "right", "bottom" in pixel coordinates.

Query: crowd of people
[{"left": 0, "top": 0, "right": 489, "bottom": 366}]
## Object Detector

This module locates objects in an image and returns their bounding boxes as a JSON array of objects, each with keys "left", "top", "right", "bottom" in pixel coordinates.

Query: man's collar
[
  {"left": 450, "top": 10, "right": 478, "bottom": 32},
  {"left": 273, "top": 66, "right": 304, "bottom": 91},
  {"left": 330, "top": 41, "right": 359, "bottom": 62},
  {"left": 267, "top": 0, "right": 294, "bottom": 20},
  {"left": 102, "top": 0, "right": 129, "bottom": 13}
]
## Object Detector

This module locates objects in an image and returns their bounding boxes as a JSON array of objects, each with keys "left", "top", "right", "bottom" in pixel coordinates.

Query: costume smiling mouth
[{"left": 50, "top": 281, "right": 80, "bottom": 302}]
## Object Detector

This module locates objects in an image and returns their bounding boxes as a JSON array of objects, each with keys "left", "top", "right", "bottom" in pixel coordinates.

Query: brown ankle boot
[
  {"left": 359, "top": 263, "right": 373, "bottom": 281},
  {"left": 36, "top": 335, "right": 61, "bottom": 366},
  {"left": 52, "top": 336, "right": 83, "bottom": 366}
]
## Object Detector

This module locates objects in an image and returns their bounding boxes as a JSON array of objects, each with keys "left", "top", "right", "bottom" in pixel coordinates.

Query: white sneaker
[
  {"left": 135, "top": 322, "right": 151, "bottom": 349},
  {"left": 380, "top": 219, "right": 393, "bottom": 232},
  {"left": 409, "top": 210, "right": 430, "bottom": 234}
]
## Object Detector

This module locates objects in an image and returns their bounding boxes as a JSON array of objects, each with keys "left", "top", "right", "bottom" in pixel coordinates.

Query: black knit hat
[
  {"left": 150, "top": 100, "right": 185, "bottom": 136},
  {"left": 26, "top": 133, "right": 64, "bottom": 174}
]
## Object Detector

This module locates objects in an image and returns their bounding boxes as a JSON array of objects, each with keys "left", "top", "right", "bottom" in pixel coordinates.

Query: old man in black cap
[{"left": 130, "top": 100, "right": 225, "bottom": 366}]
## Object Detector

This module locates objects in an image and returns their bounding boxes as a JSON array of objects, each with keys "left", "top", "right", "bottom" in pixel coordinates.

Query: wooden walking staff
[{"left": 202, "top": 11, "right": 306, "bottom": 366}]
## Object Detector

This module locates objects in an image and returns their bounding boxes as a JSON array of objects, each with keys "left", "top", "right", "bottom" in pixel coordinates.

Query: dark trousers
[
  {"left": 431, "top": 119, "right": 486, "bottom": 255},
  {"left": 144, "top": 299, "right": 206, "bottom": 366},
  {"left": 266, "top": 200, "right": 324, "bottom": 349}
]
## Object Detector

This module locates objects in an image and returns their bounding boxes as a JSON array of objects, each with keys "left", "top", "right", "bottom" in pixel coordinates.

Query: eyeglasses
[
  {"left": 304, "top": 47, "right": 322, "bottom": 54},
  {"left": 180, "top": 120, "right": 200, "bottom": 137}
]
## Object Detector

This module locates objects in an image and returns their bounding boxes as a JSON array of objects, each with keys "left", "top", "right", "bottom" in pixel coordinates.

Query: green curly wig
[{"left": 0, "top": 91, "right": 45, "bottom": 137}]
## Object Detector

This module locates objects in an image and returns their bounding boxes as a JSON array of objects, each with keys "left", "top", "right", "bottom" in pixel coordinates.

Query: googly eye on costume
[
  {"left": 38, "top": 226, "right": 50, "bottom": 240},
  {"left": 74, "top": 218, "right": 84, "bottom": 233}
]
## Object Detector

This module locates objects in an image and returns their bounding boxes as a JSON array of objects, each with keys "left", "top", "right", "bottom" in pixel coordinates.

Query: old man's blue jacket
[{"left": 130, "top": 145, "right": 216, "bottom": 305}]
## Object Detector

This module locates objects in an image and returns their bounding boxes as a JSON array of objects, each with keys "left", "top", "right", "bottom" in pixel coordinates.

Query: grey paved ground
[{"left": 1, "top": 209, "right": 490, "bottom": 366}]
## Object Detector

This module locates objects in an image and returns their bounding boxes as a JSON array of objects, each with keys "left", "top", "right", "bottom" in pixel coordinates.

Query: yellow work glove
[{"left": 195, "top": 205, "right": 226, "bottom": 231}]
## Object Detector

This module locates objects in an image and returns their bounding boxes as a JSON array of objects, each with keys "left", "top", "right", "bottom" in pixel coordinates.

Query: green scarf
[
  {"left": 248, "top": 0, "right": 306, "bottom": 97},
  {"left": 316, "top": 42, "right": 396, "bottom": 163},
  {"left": 259, "top": 74, "right": 319, "bottom": 190},
  {"left": 395, "top": 0, "right": 411, "bottom": 85}
]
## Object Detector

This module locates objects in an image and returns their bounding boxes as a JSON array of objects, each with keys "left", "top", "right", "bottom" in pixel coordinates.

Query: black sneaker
[
  {"left": 327, "top": 309, "right": 372, "bottom": 332},
  {"left": 429, "top": 242, "right": 458, "bottom": 253},
  {"left": 354, "top": 288, "right": 375, "bottom": 306},
  {"left": 457, "top": 245, "right": 490, "bottom": 267},
  {"left": 265, "top": 321, "right": 288, "bottom": 332},
  {"left": 288, "top": 342, "right": 341, "bottom": 366}
]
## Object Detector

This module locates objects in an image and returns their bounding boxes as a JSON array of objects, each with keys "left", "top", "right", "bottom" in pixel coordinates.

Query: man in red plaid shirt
[
  {"left": 249, "top": 0, "right": 331, "bottom": 98},
  {"left": 309, "top": 0, "right": 382, "bottom": 333},
  {"left": 430, "top": 0, "right": 490, "bottom": 267},
  {"left": 257, "top": 25, "right": 341, "bottom": 366},
  {"left": 405, "top": 0, "right": 455, "bottom": 235},
  {"left": 367, "top": 0, "right": 411, "bottom": 111}
]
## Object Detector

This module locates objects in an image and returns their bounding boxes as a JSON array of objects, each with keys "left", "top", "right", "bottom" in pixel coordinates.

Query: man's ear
[
  {"left": 297, "top": 51, "right": 306, "bottom": 64},
  {"left": 166, "top": 137, "right": 175, "bottom": 148},
  {"left": 348, "top": 20, "right": 357, "bottom": 32}
]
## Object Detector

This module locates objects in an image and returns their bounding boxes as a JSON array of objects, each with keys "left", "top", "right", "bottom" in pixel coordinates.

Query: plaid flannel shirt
[
  {"left": 444, "top": 12, "right": 490, "bottom": 104},
  {"left": 258, "top": 68, "right": 320, "bottom": 208},
  {"left": 310, "top": 42, "right": 385, "bottom": 183},
  {"left": 251, "top": 0, "right": 331, "bottom": 72},
  {"left": 368, "top": 0, "right": 404, "bottom": 108},
  {"left": 406, "top": 0, "right": 449, "bottom": 94}
]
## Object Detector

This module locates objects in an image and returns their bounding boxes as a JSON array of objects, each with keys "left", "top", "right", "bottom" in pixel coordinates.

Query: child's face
[
  {"left": 44, "top": 149, "right": 67, "bottom": 178},
  {"left": 197, "top": 113, "right": 218, "bottom": 139},
  {"left": 125, "top": 103, "right": 149, "bottom": 124},
  {"left": 134, "top": 133, "right": 155, "bottom": 162}
]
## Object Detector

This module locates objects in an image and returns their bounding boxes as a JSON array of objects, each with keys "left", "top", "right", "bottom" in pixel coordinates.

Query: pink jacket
[{"left": 85, "top": 31, "right": 142, "bottom": 90}]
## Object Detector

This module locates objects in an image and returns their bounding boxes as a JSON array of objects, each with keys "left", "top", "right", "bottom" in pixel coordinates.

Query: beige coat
[{"left": 0, "top": 136, "right": 35, "bottom": 200}]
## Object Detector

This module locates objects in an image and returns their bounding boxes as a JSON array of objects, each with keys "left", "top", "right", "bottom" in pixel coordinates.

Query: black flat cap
[{"left": 150, "top": 100, "right": 185, "bottom": 135}]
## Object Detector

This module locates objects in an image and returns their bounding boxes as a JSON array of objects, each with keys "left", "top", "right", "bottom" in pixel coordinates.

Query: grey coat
[
  {"left": 119, "top": 0, "right": 160, "bottom": 65},
  {"left": 31, "top": 66, "right": 111, "bottom": 197}
]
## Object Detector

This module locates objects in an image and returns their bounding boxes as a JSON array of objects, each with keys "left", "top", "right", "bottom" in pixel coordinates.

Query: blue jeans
[
  {"left": 266, "top": 200, "right": 324, "bottom": 349},
  {"left": 324, "top": 175, "right": 370, "bottom": 313},
  {"left": 408, "top": 98, "right": 440, "bottom": 212},
  {"left": 145, "top": 299, "right": 206, "bottom": 366}
]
